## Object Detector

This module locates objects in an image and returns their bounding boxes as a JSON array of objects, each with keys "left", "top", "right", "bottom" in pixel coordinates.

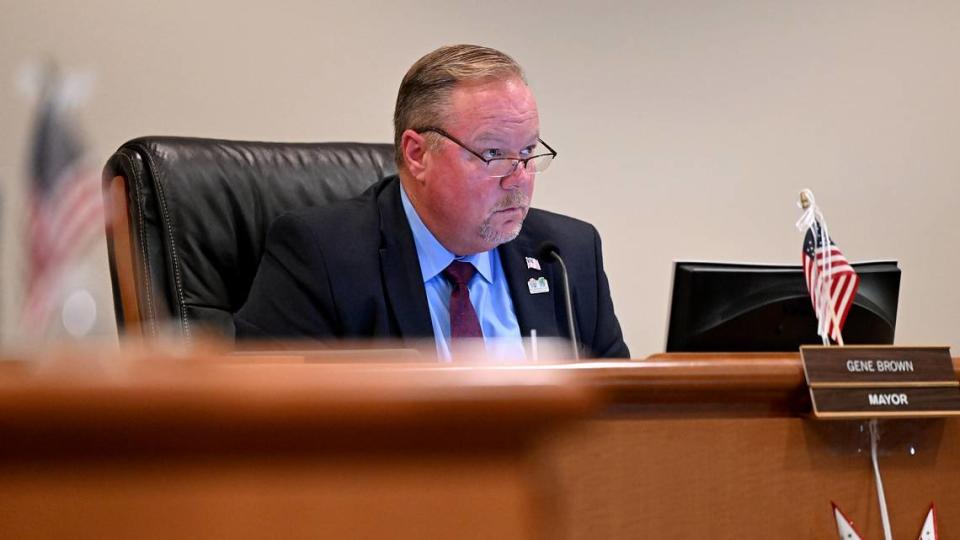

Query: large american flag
[
  {"left": 802, "top": 223, "right": 859, "bottom": 344},
  {"left": 22, "top": 78, "right": 104, "bottom": 331}
]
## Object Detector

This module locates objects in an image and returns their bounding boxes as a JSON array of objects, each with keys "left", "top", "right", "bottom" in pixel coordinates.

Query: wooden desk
[{"left": 1, "top": 352, "right": 957, "bottom": 539}]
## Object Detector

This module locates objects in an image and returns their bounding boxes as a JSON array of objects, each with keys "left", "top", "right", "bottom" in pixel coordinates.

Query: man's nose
[{"left": 499, "top": 161, "right": 532, "bottom": 189}]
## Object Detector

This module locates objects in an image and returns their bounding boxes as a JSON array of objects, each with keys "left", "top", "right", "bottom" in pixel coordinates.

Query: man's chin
[{"left": 479, "top": 221, "right": 524, "bottom": 247}]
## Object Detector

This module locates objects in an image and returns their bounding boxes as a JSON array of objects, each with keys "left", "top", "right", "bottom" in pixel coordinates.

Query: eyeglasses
[{"left": 416, "top": 127, "right": 557, "bottom": 178}]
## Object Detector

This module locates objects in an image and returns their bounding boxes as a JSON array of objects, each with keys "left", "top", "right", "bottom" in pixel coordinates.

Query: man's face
[{"left": 411, "top": 77, "right": 539, "bottom": 255}]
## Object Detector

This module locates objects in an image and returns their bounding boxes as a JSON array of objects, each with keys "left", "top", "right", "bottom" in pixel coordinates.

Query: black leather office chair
[{"left": 103, "top": 136, "right": 396, "bottom": 341}]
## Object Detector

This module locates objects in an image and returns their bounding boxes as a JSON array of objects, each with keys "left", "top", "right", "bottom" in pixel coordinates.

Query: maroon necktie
[{"left": 443, "top": 261, "right": 482, "bottom": 338}]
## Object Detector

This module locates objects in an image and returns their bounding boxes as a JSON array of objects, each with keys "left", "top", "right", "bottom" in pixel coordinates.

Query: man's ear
[{"left": 400, "top": 129, "right": 430, "bottom": 181}]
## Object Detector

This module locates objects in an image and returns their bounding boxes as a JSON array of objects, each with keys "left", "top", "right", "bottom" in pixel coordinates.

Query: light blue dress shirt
[{"left": 400, "top": 185, "right": 526, "bottom": 362}]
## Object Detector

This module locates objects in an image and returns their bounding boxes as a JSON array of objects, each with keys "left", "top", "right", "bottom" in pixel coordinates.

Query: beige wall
[{"left": 1, "top": 1, "right": 958, "bottom": 354}]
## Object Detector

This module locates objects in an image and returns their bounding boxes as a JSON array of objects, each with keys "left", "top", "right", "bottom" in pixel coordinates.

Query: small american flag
[
  {"left": 21, "top": 72, "right": 104, "bottom": 331},
  {"left": 803, "top": 223, "right": 859, "bottom": 344}
]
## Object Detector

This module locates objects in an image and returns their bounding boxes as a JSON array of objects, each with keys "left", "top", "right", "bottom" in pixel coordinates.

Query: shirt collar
[{"left": 399, "top": 184, "right": 494, "bottom": 284}]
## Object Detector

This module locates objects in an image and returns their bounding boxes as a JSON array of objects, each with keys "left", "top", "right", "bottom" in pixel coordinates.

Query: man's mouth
[{"left": 495, "top": 206, "right": 525, "bottom": 216}]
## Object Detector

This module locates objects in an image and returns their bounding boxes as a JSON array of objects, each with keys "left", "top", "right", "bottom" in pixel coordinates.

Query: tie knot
[{"left": 443, "top": 260, "right": 476, "bottom": 287}]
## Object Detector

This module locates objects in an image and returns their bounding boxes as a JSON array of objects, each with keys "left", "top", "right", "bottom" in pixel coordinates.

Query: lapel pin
[
  {"left": 525, "top": 257, "right": 541, "bottom": 270},
  {"left": 527, "top": 276, "right": 550, "bottom": 294}
]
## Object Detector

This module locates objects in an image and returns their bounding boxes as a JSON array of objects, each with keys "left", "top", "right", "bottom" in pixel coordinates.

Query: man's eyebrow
[{"left": 472, "top": 132, "right": 541, "bottom": 146}]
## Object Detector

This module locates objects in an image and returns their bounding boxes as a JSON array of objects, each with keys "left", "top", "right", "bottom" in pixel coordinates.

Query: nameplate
[
  {"left": 812, "top": 387, "right": 960, "bottom": 417},
  {"left": 800, "top": 346, "right": 960, "bottom": 419}
]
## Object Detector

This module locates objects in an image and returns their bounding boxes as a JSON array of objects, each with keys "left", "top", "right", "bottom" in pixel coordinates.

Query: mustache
[{"left": 492, "top": 190, "right": 530, "bottom": 212}]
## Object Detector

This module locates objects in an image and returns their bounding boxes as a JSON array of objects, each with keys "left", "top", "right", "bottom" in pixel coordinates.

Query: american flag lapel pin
[{"left": 525, "top": 257, "right": 541, "bottom": 271}]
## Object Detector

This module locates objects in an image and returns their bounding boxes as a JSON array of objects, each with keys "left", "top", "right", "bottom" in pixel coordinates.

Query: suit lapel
[
  {"left": 374, "top": 178, "right": 563, "bottom": 342},
  {"left": 499, "top": 236, "right": 561, "bottom": 338},
  {"left": 376, "top": 178, "right": 434, "bottom": 339}
]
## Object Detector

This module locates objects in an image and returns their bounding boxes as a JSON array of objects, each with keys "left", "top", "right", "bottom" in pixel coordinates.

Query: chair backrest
[{"left": 103, "top": 136, "right": 396, "bottom": 341}]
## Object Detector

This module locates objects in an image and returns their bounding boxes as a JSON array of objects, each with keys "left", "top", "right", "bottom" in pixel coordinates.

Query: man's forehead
[
  {"left": 446, "top": 78, "right": 539, "bottom": 140},
  {"left": 450, "top": 77, "right": 535, "bottom": 104}
]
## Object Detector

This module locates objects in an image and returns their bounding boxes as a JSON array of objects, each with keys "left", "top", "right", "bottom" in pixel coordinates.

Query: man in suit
[{"left": 235, "top": 44, "right": 629, "bottom": 359}]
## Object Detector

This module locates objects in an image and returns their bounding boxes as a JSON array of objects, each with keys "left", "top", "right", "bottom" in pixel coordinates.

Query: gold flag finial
[{"left": 799, "top": 190, "right": 811, "bottom": 210}]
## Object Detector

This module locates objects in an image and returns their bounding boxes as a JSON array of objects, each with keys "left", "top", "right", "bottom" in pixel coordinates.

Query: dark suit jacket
[{"left": 235, "top": 176, "right": 629, "bottom": 358}]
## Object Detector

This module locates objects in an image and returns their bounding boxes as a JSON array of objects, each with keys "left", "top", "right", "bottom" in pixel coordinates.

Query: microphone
[{"left": 537, "top": 242, "right": 579, "bottom": 360}]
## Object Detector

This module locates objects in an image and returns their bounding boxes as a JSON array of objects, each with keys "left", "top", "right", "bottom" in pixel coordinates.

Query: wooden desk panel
[
  {"left": 541, "top": 415, "right": 959, "bottom": 539},
  {"left": 537, "top": 354, "right": 960, "bottom": 540}
]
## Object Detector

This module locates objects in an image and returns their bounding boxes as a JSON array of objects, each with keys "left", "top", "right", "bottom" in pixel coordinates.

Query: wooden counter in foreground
[
  {"left": 1, "top": 352, "right": 958, "bottom": 539},
  {"left": 0, "top": 358, "right": 593, "bottom": 540}
]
